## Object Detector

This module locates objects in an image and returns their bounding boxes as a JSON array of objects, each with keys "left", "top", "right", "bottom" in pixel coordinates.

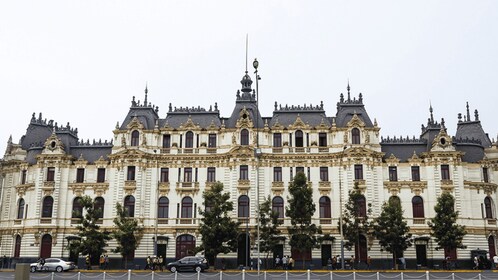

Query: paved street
[{"left": 2, "top": 270, "right": 498, "bottom": 280}]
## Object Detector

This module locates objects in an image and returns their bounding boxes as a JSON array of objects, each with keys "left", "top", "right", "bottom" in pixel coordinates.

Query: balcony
[
  {"left": 175, "top": 182, "right": 200, "bottom": 195},
  {"left": 319, "top": 218, "right": 332, "bottom": 225},
  {"left": 207, "top": 148, "right": 217, "bottom": 154},
  {"left": 318, "top": 147, "right": 329, "bottom": 153},
  {"left": 318, "top": 181, "right": 331, "bottom": 195},
  {"left": 158, "top": 218, "right": 169, "bottom": 225},
  {"left": 161, "top": 148, "right": 171, "bottom": 154},
  {"left": 272, "top": 147, "right": 283, "bottom": 153},
  {"left": 271, "top": 181, "right": 285, "bottom": 195},
  {"left": 413, "top": 218, "right": 426, "bottom": 225},
  {"left": 40, "top": 218, "right": 52, "bottom": 224}
]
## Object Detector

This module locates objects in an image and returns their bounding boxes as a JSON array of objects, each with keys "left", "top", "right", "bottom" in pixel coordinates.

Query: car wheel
[
  {"left": 195, "top": 266, "right": 202, "bottom": 272},
  {"left": 170, "top": 266, "right": 177, "bottom": 273},
  {"left": 56, "top": 266, "right": 63, "bottom": 273},
  {"left": 30, "top": 266, "right": 36, "bottom": 273}
]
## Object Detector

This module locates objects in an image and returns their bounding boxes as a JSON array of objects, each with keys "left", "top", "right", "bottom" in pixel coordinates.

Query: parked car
[
  {"left": 166, "top": 256, "right": 209, "bottom": 272},
  {"left": 30, "top": 258, "right": 76, "bottom": 272}
]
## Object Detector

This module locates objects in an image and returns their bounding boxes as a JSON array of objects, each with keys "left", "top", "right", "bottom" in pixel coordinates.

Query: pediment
[
  {"left": 178, "top": 115, "right": 201, "bottom": 131},
  {"left": 42, "top": 133, "right": 65, "bottom": 155},
  {"left": 315, "top": 118, "right": 329, "bottom": 130},
  {"left": 385, "top": 153, "right": 400, "bottom": 165},
  {"left": 74, "top": 154, "right": 88, "bottom": 167},
  {"left": 236, "top": 107, "right": 254, "bottom": 128},
  {"left": 127, "top": 116, "right": 145, "bottom": 130},
  {"left": 431, "top": 129, "right": 455, "bottom": 152},
  {"left": 346, "top": 113, "right": 365, "bottom": 128},
  {"left": 228, "top": 145, "right": 254, "bottom": 157},
  {"left": 288, "top": 114, "right": 311, "bottom": 130},
  {"left": 271, "top": 119, "right": 285, "bottom": 131}
]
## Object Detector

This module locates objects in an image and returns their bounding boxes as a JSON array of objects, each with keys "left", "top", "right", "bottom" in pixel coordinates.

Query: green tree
[
  {"left": 373, "top": 197, "right": 412, "bottom": 269},
  {"left": 258, "top": 195, "right": 283, "bottom": 269},
  {"left": 67, "top": 195, "right": 111, "bottom": 265},
  {"left": 112, "top": 202, "right": 144, "bottom": 268},
  {"left": 197, "top": 182, "right": 240, "bottom": 266},
  {"left": 286, "top": 172, "right": 322, "bottom": 268},
  {"left": 428, "top": 192, "right": 467, "bottom": 258},
  {"left": 340, "top": 182, "right": 373, "bottom": 263}
]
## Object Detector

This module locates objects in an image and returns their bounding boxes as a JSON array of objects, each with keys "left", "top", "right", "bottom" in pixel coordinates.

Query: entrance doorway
[
  {"left": 237, "top": 233, "right": 250, "bottom": 267},
  {"left": 176, "top": 234, "right": 195, "bottom": 260},
  {"left": 416, "top": 244, "right": 427, "bottom": 267}
]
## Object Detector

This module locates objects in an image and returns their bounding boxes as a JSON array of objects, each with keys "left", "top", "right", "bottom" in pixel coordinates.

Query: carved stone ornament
[
  {"left": 271, "top": 119, "right": 284, "bottom": 131},
  {"left": 464, "top": 180, "right": 498, "bottom": 195},
  {"left": 94, "top": 156, "right": 109, "bottom": 168},
  {"left": 271, "top": 181, "right": 285, "bottom": 196},
  {"left": 346, "top": 113, "right": 366, "bottom": 128},
  {"left": 74, "top": 154, "right": 88, "bottom": 168},
  {"left": 315, "top": 118, "right": 329, "bottom": 130},
  {"left": 386, "top": 154, "right": 400, "bottom": 166},
  {"left": 207, "top": 119, "right": 218, "bottom": 131},
  {"left": 126, "top": 116, "right": 145, "bottom": 130},
  {"left": 43, "top": 133, "right": 65, "bottom": 154},
  {"left": 16, "top": 183, "right": 35, "bottom": 196},
  {"left": 408, "top": 151, "right": 423, "bottom": 164},
  {"left": 431, "top": 129, "right": 455, "bottom": 151},
  {"left": 236, "top": 107, "right": 254, "bottom": 128},
  {"left": 179, "top": 115, "right": 201, "bottom": 131},
  {"left": 288, "top": 114, "right": 310, "bottom": 130}
]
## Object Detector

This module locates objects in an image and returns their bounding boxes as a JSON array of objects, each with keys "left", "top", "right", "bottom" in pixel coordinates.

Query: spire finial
[
  {"left": 347, "top": 79, "right": 351, "bottom": 101},
  {"left": 475, "top": 109, "right": 479, "bottom": 121},
  {"left": 466, "top": 102, "right": 470, "bottom": 121},
  {"left": 429, "top": 101, "right": 434, "bottom": 123},
  {"left": 144, "top": 82, "right": 148, "bottom": 106}
]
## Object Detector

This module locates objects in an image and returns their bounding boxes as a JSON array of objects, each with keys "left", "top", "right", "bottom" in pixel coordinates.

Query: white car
[{"left": 30, "top": 258, "right": 76, "bottom": 272}]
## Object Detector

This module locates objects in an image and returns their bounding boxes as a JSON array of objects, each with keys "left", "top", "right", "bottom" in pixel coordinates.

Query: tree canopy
[{"left": 112, "top": 202, "right": 144, "bottom": 268}]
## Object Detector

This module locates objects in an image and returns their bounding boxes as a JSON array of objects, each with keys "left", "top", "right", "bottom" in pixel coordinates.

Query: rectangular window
[
  {"left": 411, "top": 166, "right": 420, "bottom": 181},
  {"left": 160, "top": 168, "right": 169, "bottom": 182},
  {"left": 289, "top": 133, "right": 293, "bottom": 147},
  {"left": 184, "top": 168, "right": 192, "bottom": 182},
  {"left": 483, "top": 167, "right": 489, "bottom": 183},
  {"left": 307, "top": 167, "right": 310, "bottom": 180},
  {"left": 240, "top": 165, "right": 249, "bottom": 180},
  {"left": 319, "top": 133, "right": 327, "bottom": 147},
  {"left": 441, "top": 164, "right": 450, "bottom": 180},
  {"left": 388, "top": 166, "right": 398, "bottom": 182},
  {"left": 320, "top": 167, "right": 329, "bottom": 181},
  {"left": 296, "top": 166, "right": 305, "bottom": 175},
  {"left": 274, "top": 167, "right": 282, "bottom": 182},
  {"left": 47, "top": 167, "right": 55, "bottom": 182},
  {"left": 21, "top": 170, "right": 27, "bottom": 184},
  {"left": 207, "top": 167, "right": 216, "bottom": 182},
  {"left": 290, "top": 167, "right": 293, "bottom": 180},
  {"left": 97, "top": 168, "right": 106, "bottom": 183},
  {"left": 127, "top": 166, "right": 136, "bottom": 181},
  {"left": 273, "top": 133, "right": 282, "bottom": 147},
  {"left": 208, "top": 134, "right": 217, "bottom": 148},
  {"left": 76, "top": 168, "right": 85, "bottom": 183},
  {"left": 306, "top": 133, "right": 309, "bottom": 147},
  {"left": 354, "top": 164, "right": 363, "bottom": 180},
  {"left": 195, "top": 168, "right": 198, "bottom": 182},
  {"left": 162, "top": 134, "right": 171, "bottom": 148}
]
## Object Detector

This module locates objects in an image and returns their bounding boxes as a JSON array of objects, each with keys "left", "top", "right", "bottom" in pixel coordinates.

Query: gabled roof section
[
  {"left": 162, "top": 103, "right": 221, "bottom": 129},
  {"left": 269, "top": 101, "right": 330, "bottom": 128},
  {"left": 120, "top": 86, "right": 160, "bottom": 130},
  {"left": 226, "top": 71, "right": 263, "bottom": 128},
  {"left": 455, "top": 102, "right": 492, "bottom": 148},
  {"left": 335, "top": 84, "right": 373, "bottom": 127}
]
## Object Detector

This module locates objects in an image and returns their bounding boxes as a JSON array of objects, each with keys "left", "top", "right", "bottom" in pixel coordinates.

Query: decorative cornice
[{"left": 464, "top": 180, "right": 498, "bottom": 195}]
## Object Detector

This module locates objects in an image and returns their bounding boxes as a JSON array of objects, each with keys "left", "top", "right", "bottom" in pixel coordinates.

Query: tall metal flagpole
[
  {"left": 339, "top": 147, "right": 346, "bottom": 269},
  {"left": 253, "top": 58, "right": 261, "bottom": 274}
]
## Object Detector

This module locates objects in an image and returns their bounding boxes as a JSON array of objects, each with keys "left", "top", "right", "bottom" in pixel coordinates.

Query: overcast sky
[{"left": 1, "top": 1, "right": 497, "bottom": 155}]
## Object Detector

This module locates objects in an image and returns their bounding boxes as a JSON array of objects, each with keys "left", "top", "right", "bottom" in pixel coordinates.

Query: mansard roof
[
  {"left": 334, "top": 85, "right": 373, "bottom": 127},
  {"left": 120, "top": 87, "right": 160, "bottom": 130},
  {"left": 269, "top": 101, "right": 330, "bottom": 128},
  {"left": 162, "top": 104, "right": 221, "bottom": 129}
]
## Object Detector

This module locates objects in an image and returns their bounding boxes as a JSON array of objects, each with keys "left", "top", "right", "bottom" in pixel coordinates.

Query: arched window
[
  {"left": 158, "top": 196, "right": 169, "bottom": 219},
  {"left": 272, "top": 196, "right": 284, "bottom": 219},
  {"left": 94, "top": 197, "right": 105, "bottom": 219},
  {"left": 389, "top": 196, "right": 401, "bottom": 207},
  {"left": 131, "top": 130, "right": 140, "bottom": 146},
  {"left": 412, "top": 196, "right": 425, "bottom": 218},
  {"left": 485, "top": 197, "right": 494, "bottom": 219},
  {"left": 17, "top": 198, "right": 25, "bottom": 219},
  {"left": 124, "top": 195, "right": 135, "bottom": 217},
  {"left": 241, "top": 129, "right": 249, "bottom": 146},
  {"left": 72, "top": 197, "right": 83, "bottom": 219},
  {"left": 40, "top": 234, "right": 52, "bottom": 258},
  {"left": 352, "top": 128, "right": 360, "bottom": 144},
  {"left": 41, "top": 196, "right": 54, "bottom": 218},
  {"left": 295, "top": 130, "right": 304, "bottom": 147},
  {"left": 355, "top": 195, "right": 367, "bottom": 217},
  {"left": 14, "top": 235, "right": 22, "bottom": 258},
  {"left": 185, "top": 131, "right": 194, "bottom": 148},
  {"left": 238, "top": 195, "right": 250, "bottom": 218},
  {"left": 181, "top": 197, "right": 193, "bottom": 221},
  {"left": 319, "top": 196, "right": 331, "bottom": 223}
]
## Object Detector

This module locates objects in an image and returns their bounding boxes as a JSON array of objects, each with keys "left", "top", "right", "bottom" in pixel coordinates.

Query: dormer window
[
  {"left": 241, "top": 129, "right": 249, "bottom": 146},
  {"left": 352, "top": 128, "right": 360, "bottom": 144},
  {"left": 131, "top": 130, "right": 140, "bottom": 146}
]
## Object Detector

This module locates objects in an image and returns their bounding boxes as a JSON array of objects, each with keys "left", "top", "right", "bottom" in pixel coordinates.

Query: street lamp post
[{"left": 253, "top": 58, "right": 261, "bottom": 273}]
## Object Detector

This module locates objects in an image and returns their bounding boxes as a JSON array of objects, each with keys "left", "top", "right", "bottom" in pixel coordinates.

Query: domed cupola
[{"left": 240, "top": 71, "right": 253, "bottom": 94}]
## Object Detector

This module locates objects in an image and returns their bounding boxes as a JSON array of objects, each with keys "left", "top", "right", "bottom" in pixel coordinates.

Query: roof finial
[
  {"left": 245, "top": 34, "right": 248, "bottom": 73},
  {"left": 475, "top": 109, "right": 479, "bottom": 121},
  {"left": 429, "top": 101, "right": 434, "bottom": 124},
  {"left": 466, "top": 102, "right": 470, "bottom": 122},
  {"left": 144, "top": 82, "right": 148, "bottom": 106},
  {"left": 347, "top": 79, "right": 351, "bottom": 101}
]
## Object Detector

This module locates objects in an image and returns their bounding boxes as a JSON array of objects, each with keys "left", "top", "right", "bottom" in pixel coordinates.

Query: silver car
[{"left": 30, "top": 258, "right": 76, "bottom": 272}]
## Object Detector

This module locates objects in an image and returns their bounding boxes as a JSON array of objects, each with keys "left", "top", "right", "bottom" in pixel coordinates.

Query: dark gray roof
[
  {"left": 70, "top": 146, "right": 112, "bottom": 163},
  {"left": 455, "top": 121, "right": 491, "bottom": 148},
  {"left": 381, "top": 143, "right": 428, "bottom": 162},
  {"left": 334, "top": 89, "right": 373, "bottom": 127},
  {"left": 455, "top": 144, "right": 485, "bottom": 163},
  {"left": 162, "top": 110, "right": 221, "bottom": 129},
  {"left": 268, "top": 102, "right": 329, "bottom": 128},
  {"left": 120, "top": 107, "right": 159, "bottom": 130}
]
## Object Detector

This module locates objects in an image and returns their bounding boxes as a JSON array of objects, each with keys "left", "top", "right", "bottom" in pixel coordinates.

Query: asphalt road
[{"left": 2, "top": 270, "right": 498, "bottom": 280}]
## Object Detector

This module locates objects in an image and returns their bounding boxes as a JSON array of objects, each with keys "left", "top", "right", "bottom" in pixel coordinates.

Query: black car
[{"left": 166, "top": 256, "right": 209, "bottom": 272}]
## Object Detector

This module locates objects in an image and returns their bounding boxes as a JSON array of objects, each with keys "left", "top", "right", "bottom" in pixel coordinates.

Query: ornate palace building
[{"left": 1, "top": 68, "right": 498, "bottom": 269}]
